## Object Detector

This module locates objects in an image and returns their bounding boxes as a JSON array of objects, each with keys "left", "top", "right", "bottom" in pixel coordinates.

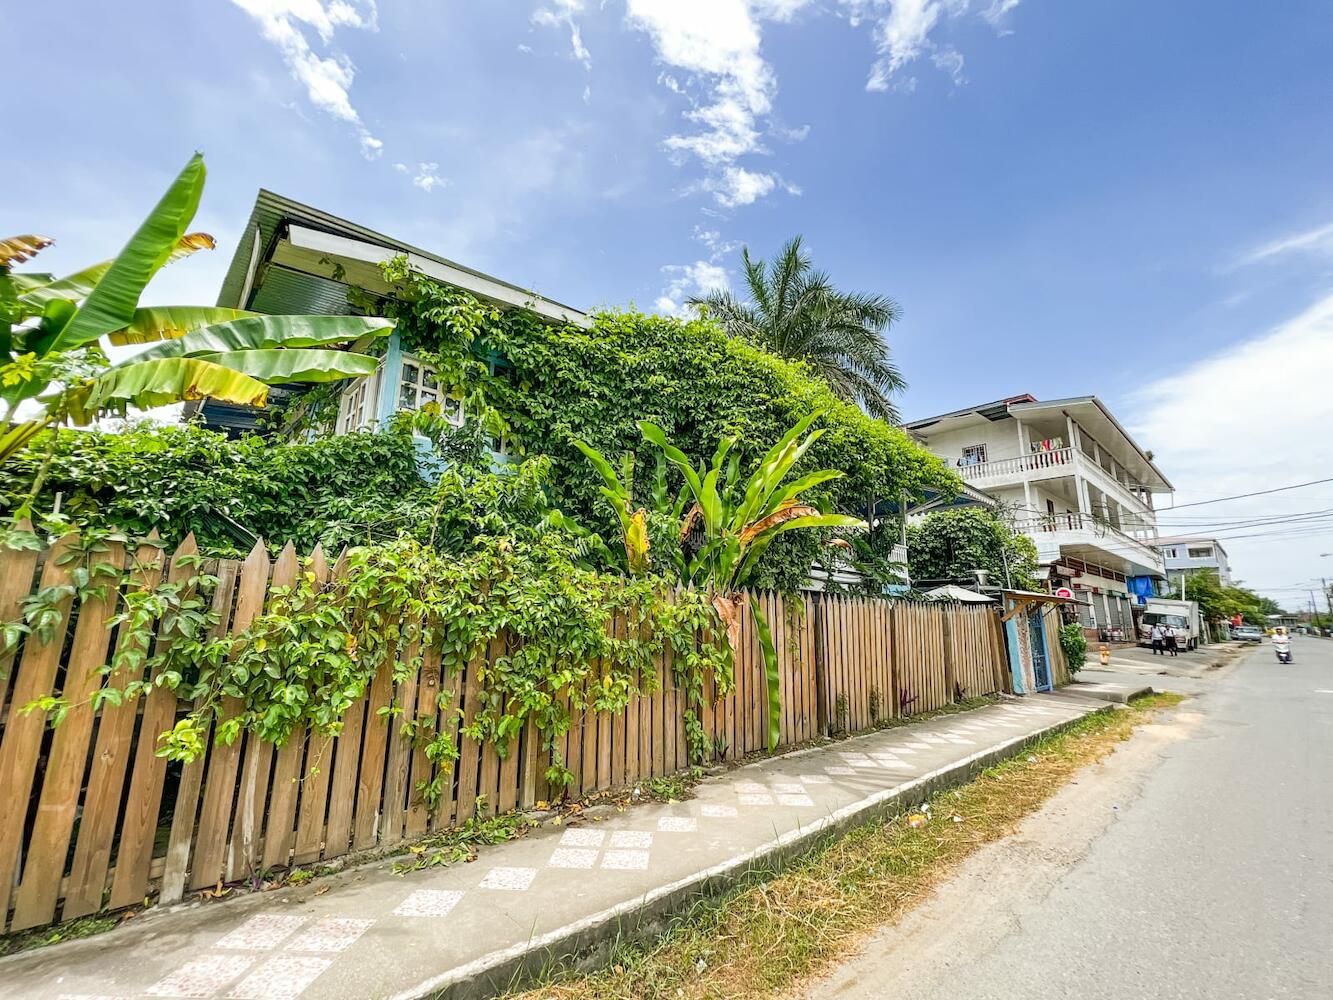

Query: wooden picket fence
[
  {"left": 0, "top": 534, "right": 1008, "bottom": 935},
  {"left": 812, "top": 596, "right": 1008, "bottom": 733}
]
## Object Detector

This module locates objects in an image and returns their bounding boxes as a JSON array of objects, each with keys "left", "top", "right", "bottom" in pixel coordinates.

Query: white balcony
[
  {"left": 957, "top": 447, "right": 1152, "bottom": 510},
  {"left": 1012, "top": 513, "right": 1165, "bottom": 578},
  {"left": 955, "top": 447, "right": 1077, "bottom": 488}
]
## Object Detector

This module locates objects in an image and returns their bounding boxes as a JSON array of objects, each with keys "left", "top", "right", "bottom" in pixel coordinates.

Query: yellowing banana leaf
[
  {"left": 625, "top": 508, "right": 650, "bottom": 574},
  {"left": 107, "top": 307, "right": 261, "bottom": 345},
  {"left": 0, "top": 419, "right": 52, "bottom": 465},
  {"left": 187, "top": 348, "right": 378, "bottom": 383},
  {"left": 738, "top": 503, "right": 821, "bottom": 548},
  {"left": 734, "top": 513, "right": 865, "bottom": 584},
  {"left": 166, "top": 232, "right": 216, "bottom": 263},
  {"left": 0, "top": 235, "right": 53, "bottom": 266},
  {"left": 109, "top": 306, "right": 260, "bottom": 345},
  {"left": 53, "top": 154, "right": 206, "bottom": 351},
  {"left": 66, "top": 356, "right": 269, "bottom": 425},
  {"left": 127, "top": 314, "right": 392, "bottom": 357}
]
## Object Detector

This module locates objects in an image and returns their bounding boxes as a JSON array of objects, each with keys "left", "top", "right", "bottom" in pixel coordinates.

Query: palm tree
[{"left": 689, "top": 236, "right": 906, "bottom": 422}]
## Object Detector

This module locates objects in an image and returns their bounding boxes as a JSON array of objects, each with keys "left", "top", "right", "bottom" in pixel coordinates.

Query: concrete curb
[
  {"left": 392, "top": 699, "right": 1119, "bottom": 1000},
  {"left": 1068, "top": 680, "right": 1154, "bottom": 703}
]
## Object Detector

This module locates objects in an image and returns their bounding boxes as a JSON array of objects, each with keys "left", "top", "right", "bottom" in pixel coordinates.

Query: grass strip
[{"left": 506, "top": 692, "right": 1185, "bottom": 1000}]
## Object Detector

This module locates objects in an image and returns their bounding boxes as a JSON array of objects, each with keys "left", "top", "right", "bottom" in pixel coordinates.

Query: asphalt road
[{"left": 807, "top": 638, "right": 1333, "bottom": 1000}]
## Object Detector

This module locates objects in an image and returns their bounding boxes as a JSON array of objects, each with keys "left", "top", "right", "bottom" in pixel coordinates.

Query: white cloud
[
  {"left": 1238, "top": 220, "right": 1333, "bottom": 266},
  {"left": 533, "top": 0, "right": 593, "bottom": 70},
  {"left": 838, "top": 0, "right": 1010, "bottom": 92},
  {"left": 930, "top": 46, "right": 966, "bottom": 85},
  {"left": 656, "top": 259, "right": 730, "bottom": 315},
  {"left": 693, "top": 225, "right": 742, "bottom": 261},
  {"left": 394, "top": 160, "right": 448, "bottom": 192},
  {"left": 981, "top": 0, "right": 1020, "bottom": 30},
  {"left": 229, "top": 0, "right": 382, "bottom": 157},
  {"left": 1129, "top": 293, "right": 1333, "bottom": 604},
  {"left": 623, "top": 0, "right": 811, "bottom": 208},
  {"left": 751, "top": 0, "right": 813, "bottom": 21},
  {"left": 705, "top": 165, "right": 800, "bottom": 208}
]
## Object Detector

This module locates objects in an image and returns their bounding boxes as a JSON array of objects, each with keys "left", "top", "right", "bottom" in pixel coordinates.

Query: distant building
[
  {"left": 905, "top": 394, "right": 1173, "bottom": 637},
  {"left": 1154, "top": 536, "right": 1232, "bottom": 587}
]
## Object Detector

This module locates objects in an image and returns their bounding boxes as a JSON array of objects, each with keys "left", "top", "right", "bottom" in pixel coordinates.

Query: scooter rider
[{"left": 1273, "top": 627, "right": 1292, "bottom": 664}]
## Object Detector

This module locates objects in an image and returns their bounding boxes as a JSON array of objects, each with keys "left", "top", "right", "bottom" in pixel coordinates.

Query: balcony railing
[
  {"left": 955, "top": 447, "right": 1075, "bottom": 483},
  {"left": 956, "top": 448, "right": 1156, "bottom": 515},
  {"left": 1011, "top": 512, "right": 1163, "bottom": 568}
]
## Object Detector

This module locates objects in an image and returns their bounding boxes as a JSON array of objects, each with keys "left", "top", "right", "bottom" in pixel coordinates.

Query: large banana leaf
[
  {"left": 53, "top": 155, "right": 206, "bottom": 351},
  {"left": 185, "top": 348, "right": 378, "bottom": 384},
  {"left": 750, "top": 596, "right": 782, "bottom": 753},
  {"left": 18, "top": 261, "right": 114, "bottom": 310},
  {"left": 66, "top": 356, "right": 270, "bottom": 424},
  {"left": 124, "top": 314, "right": 391, "bottom": 356},
  {"left": 734, "top": 411, "right": 824, "bottom": 528},
  {"left": 639, "top": 420, "right": 703, "bottom": 499}
]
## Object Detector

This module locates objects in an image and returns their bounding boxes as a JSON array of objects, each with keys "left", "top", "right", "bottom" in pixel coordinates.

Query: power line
[{"left": 1162, "top": 477, "right": 1333, "bottom": 510}]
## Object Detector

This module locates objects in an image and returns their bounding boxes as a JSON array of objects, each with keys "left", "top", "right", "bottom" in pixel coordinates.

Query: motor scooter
[{"left": 1273, "top": 634, "right": 1293, "bottom": 664}]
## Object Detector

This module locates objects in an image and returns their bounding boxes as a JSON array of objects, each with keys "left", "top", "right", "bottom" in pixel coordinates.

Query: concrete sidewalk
[{"left": 4, "top": 694, "right": 1115, "bottom": 1000}]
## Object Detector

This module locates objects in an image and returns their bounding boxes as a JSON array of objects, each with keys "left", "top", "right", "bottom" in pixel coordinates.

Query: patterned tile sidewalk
[{"left": 2, "top": 692, "right": 1108, "bottom": 1000}]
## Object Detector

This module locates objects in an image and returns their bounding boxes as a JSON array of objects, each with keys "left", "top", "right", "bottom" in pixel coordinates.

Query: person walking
[
  {"left": 1150, "top": 621, "right": 1165, "bottom": 655},
  {"left": 1164, "top": 624, "right": 1179, "bottom": 657}
]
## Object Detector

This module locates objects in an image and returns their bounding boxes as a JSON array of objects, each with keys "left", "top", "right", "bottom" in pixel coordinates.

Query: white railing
[
  {"left": 1011, "top": 512, "right": 1163, "bottom": 568},
  {"left": 1075, "top": 453, "right": 1156, "bottom": 515},
  {"left": 955, "top": 447, "right": 1075, "bottom": 483}
]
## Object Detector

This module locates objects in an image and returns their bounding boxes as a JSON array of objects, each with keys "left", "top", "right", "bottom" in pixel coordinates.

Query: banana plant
[
  {"left": 0, "top": 154, "right": 392, "bottom": 473},
  {"left": 573, "top": 441, "right": 653, "bottom": 575},
  {"left": 591, "top": 408, "right": 863, "bottom": 752}
]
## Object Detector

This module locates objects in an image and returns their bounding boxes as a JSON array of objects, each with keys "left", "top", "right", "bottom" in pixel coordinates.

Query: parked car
[{"left": 1232, "top": 625, "right": 1264, "bottom": 643}]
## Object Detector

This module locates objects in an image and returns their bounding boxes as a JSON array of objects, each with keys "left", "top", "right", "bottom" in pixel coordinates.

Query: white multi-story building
[
  {"left": 1155, "top": 536, "right": 1232, "bottom": 587},
  {"left": 906, "top": 394, "right": 1173, "bottom": 636}
]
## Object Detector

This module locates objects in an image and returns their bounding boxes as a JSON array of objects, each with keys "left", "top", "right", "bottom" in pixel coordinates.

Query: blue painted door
[{"left": 1028, "top": 611, "right": 1052, "bottom": 691}]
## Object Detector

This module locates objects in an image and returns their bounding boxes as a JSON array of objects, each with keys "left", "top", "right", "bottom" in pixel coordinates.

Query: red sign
[{"left": 1054, "top": 587, "right": 1074, "bottom": 599}]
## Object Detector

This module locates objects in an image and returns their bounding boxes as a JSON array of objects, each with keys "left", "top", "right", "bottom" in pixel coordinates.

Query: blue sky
[{"left": 6, "top": 1, "right": 1333, "bottom": 604}]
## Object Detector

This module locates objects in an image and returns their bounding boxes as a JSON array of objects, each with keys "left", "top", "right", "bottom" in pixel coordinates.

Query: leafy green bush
[
  {"left": 1059, "top": 622, "right": 1088, "bottom": 673},
  {"left": 0, "top": 420, "right": 426, "bottom": 554},
  {"left": 905, "top": 507, "right": 1039, "bottom": 590}
]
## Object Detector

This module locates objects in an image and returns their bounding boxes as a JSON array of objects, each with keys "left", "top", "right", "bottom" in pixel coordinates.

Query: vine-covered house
[{"left": 191, "top": 190, "right": 586, "bottom": 441}]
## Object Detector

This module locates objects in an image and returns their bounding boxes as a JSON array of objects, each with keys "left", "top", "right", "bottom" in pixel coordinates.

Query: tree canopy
[
  {"left": 1169, "top": 570, "right": 1284, "bottom": 625},
  {"left": 688, "top": 237, "right": 906, "bottom": 422},
  {"left": 905, "top": 507, "right": 1040, "bottom": 591}
]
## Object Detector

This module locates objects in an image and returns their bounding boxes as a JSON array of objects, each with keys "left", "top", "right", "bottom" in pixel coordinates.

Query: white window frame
[
  {"left": 396, "top": 355, "right": 462, "bottom": 427},
  {"left": 337, "top": 370, "right": 379, "bottom": 434},
  {"left": 336, "top": 354, "right": 470, "bottom": 434},
  {"left": 961, "top": 443, "right": 988, "bottom": 466}
]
